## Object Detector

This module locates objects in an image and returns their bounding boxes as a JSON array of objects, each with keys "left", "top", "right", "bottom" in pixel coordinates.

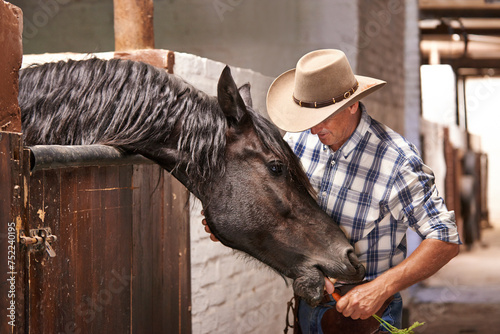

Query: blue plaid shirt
[{"left": 285, "top": 103, "right": 461, "bottom": 280}]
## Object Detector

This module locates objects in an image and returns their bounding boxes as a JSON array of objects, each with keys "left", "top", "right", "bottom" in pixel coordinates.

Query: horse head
[{"left": 203, "top": 67, "right": 365, "bottom": 306}]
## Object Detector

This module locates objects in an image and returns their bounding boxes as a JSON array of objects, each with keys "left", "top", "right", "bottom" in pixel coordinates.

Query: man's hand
[
  {"left": 201, "top": 210, "right": 219, "bottom": 242},
  {"left": 335, "top": 280, "right": 389, "bottom": 320}
]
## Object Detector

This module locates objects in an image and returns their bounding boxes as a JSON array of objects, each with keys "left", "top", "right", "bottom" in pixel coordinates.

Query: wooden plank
[
  {"left": 58, "top": 168, "right": 80, "bottom": 334},
  {"left": 97, "top": 165, "right": 133, "bottom": 332},
  {"left": 26, "top": 167, "right": 45, "bottom": 333},
  {"left": 0, "top": 133, "right": 25, "bottom": 333},
  {"left": 131, "top": 165, "right": 191, "bottom": 333},
  {"left": 163, "top": 172, "right": 192, "bottom": 333},
  {"left": 36, "top": 167, "right": 61, "bottom": 334},
  {"left": 25, "top": 166, "right": 69, "bottom": 334},
  {"left": 132, "top": 164, "right": 158, "bottom": 333},
  {"left": 90, "top": 166, "right": 109, "bottom": 332},
  {"left": 175, "top": 175, "right": 192, "bottom": 333},
  {"left": 74, "top": 166, "right": 95, "bottom": 334}
]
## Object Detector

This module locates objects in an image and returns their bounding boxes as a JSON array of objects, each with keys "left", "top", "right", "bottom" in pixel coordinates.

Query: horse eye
[{"left": 268, "top": 161, "right": 285, "bottom": 176}]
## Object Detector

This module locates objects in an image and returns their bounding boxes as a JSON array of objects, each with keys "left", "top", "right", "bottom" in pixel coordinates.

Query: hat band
[{"left": 292, "top": 81, "right": 359, "bottom": 108}]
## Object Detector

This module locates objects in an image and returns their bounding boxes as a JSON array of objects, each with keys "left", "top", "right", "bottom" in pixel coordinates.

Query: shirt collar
[{"left": 335, "top": 102, "right": 371, "bottom": 159}]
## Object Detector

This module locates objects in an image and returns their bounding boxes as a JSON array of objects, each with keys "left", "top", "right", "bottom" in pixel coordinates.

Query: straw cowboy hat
[{"left": 267, "top": 49, "right": 386, "bottom": 132}]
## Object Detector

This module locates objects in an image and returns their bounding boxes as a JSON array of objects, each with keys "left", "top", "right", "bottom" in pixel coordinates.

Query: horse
[{"left": 18, "top": 58, "right": 365, "bottom": 307}]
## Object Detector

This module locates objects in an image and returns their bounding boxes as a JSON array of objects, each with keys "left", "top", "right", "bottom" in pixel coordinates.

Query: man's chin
[{"left": 317, "top": 134, "right": 332, "bottom": 146}]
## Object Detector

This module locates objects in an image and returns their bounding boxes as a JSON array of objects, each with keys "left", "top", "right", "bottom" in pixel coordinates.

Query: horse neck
[{"left": 131, "top": 94, "right": 226, "bottom": 202}]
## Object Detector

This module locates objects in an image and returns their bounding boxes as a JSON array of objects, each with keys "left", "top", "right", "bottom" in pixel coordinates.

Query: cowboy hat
[{"left": 267, "top": 49, "right": 386, "bottom": 132}]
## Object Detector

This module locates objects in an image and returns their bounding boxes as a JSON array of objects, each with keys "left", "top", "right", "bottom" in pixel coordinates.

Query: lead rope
[{"left": 284, "top": 296, "right": 297, "bottom": 334}]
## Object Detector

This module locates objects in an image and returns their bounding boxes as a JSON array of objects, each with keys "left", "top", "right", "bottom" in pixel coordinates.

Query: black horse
[{"left": 19, "top": 58, "right": 365, "bottom": 306}]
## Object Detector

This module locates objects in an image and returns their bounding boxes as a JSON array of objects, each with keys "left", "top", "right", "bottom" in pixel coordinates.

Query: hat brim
[{"left": 267, "top": 69, "right": 386, "bottom": 132}]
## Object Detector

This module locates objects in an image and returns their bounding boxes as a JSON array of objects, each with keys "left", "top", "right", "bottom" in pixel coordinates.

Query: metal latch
[{"left": 20, "top": 227, "right": 58, "bottom": 257}]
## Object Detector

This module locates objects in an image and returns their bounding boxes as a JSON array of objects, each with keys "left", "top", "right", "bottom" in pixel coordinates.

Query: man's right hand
[{"left": 201, "top": 210, "right": 219, "bottom": 242}]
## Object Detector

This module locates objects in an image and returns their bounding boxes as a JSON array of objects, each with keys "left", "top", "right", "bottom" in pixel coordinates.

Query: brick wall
[
  {"left": 404, "top": 0, "right": 421, "bottom": 150},
  {"left": 356, "top": 0, "right": 407, "bottom": 135}
]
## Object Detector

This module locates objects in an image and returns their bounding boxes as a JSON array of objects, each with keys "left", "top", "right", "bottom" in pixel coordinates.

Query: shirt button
[{"left": 322, "top": 192, "right": 327, "bottom": 197}]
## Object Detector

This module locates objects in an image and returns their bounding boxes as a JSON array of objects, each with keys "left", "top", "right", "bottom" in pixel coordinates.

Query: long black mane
[{"left": 19, "top": 58, "right": 313, "bottom": 198}]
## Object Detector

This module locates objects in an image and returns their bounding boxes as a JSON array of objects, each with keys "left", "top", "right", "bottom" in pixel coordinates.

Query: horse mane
[{"left": 19, "top": 58, "right": 314, "bottom": 197}]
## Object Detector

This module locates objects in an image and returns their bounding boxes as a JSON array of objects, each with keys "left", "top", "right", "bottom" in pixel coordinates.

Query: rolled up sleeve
[{"left": 389, "top": 157, "right": 462, "bottom": 244}]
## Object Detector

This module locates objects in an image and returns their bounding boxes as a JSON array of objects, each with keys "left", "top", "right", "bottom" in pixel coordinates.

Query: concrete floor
[{"left": 405, "top": 226, "right": 500, "bottom": 334}]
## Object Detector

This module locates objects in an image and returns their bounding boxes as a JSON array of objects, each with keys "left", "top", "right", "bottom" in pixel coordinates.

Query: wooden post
[
  {"left": 113, "top": 0, "right": 155, "bottom": 51},
  {"left": 0, "top": 1, "right": 23, "bottom": 132},
  {"left": 1, "top": 2, "right": 25, "bottom": 332}
]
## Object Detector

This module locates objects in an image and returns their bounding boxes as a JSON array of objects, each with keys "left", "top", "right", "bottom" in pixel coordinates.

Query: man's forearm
[{"left": 378, "top": 238, "right": 460, "bottom": 299}]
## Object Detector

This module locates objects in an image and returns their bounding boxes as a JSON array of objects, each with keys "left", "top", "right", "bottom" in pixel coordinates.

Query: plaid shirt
[{"left": 285, "top": 103, "right": 461, "bottom": 280}]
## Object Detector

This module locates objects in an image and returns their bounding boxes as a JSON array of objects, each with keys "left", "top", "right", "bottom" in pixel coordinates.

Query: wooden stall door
[{"left": 22, "top": 155, "right": 191, "bottom": 334}]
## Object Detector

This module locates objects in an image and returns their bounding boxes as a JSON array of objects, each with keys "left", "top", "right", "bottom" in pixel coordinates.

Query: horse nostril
[
  {"left": 345, "top": 249, "right": 366, "bottom": 279},
  {"left": 346, "top": 249, "right": 361, "bottom": 269}
]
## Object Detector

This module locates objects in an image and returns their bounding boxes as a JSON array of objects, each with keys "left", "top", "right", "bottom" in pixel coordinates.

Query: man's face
[{"left": 309, "top": 102, "right": 359, "bottom": 150}]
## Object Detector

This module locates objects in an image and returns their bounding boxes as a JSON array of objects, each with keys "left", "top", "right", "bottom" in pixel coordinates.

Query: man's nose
[{"left": 310, "top": 123, "right": 322, "bottom": 135}]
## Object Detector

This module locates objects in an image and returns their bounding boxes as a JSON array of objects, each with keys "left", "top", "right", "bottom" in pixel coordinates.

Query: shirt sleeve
[{"left": 388, "top": 156, "right": 462, "bottom": 244}]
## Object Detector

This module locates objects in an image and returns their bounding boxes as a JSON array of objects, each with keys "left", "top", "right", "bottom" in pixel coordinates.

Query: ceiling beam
[
  {"left": 421, "top": 9, "right": 500, "bottom": 19},
  {"left": 420, "top": 0, "right": 500, "bottom": 10},
  {"left": 421, "top": 28, "right": 500, "bottom": 36},
  {"left": 421, "top": 55, "right": 500, "bottom": 71}
]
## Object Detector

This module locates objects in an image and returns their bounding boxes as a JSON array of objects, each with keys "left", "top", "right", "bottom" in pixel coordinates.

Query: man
[{"left": 205, "top": 49, "right": 460, "bottom": 333}]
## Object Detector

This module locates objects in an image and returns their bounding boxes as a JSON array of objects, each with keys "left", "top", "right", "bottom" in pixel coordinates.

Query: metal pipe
[
  {"left": 113, "top": 0, "right": 155, "bottom": 51},
  {"left": 29, "top": 145, "right": 153, "bottom": 172}
]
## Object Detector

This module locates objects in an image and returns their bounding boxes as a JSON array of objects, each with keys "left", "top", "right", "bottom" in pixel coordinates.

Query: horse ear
[
  {"left": 238, "top": 83, "right": 253, "bottom": 108},
  {"left": 217, "top": 66, "right": 249, "bottom": 127}
]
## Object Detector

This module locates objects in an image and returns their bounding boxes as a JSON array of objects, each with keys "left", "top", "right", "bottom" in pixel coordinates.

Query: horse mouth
[
  {"left": 320, "top": 264, "right": 366, "bottom": 293},
  {"left": 292, "top": 261, "right": 366, "bottom": 307}
]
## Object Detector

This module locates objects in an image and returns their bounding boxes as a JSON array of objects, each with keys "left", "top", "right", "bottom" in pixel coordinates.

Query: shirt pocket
[{"left": 330, "top": 186, "right": 381, "bottom": 242}]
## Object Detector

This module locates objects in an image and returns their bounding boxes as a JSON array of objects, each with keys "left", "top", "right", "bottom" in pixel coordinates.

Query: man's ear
[
  {"left": 217, "top": 66, "right": 249, "bottom": 127},
  {"left": 348, "top": 101, "right": 360, "bottom": 114}
]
